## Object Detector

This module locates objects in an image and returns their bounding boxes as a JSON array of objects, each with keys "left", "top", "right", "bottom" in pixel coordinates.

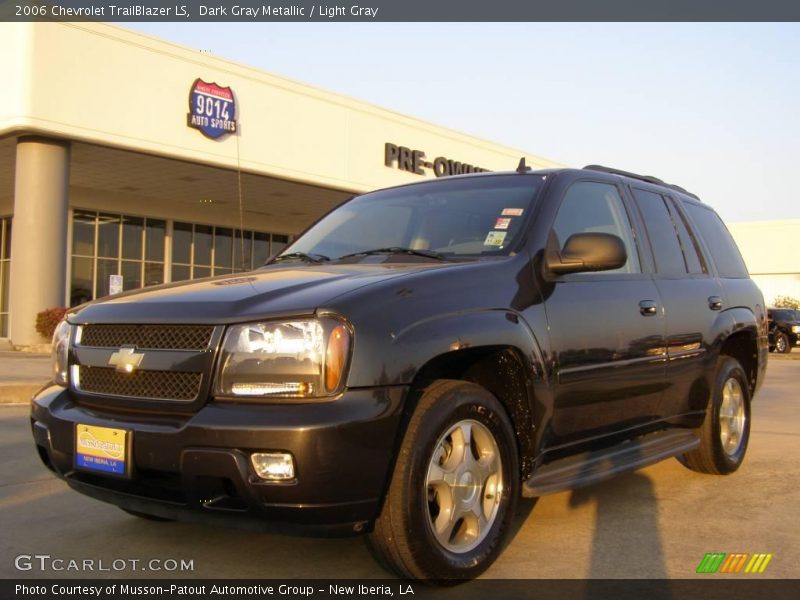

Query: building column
[{"left": 8, "top": 137, "right": 70, "bottom": 347}]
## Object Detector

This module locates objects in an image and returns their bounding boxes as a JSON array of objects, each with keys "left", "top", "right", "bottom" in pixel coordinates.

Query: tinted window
[
  {"left": 552, "top": 181, "right": 640, "bottom": 274},
  {"left": 668, "top": 199, "right": 707, "bottom": 274},
  {"left": 773, "top": 309, "right": 799, "bottom": 321},
  {"left": 684, "top": 203, "right": 748, "bottom": 278},
  {"left": 633, "top": 189, "right": 686, "bottom": 275}
]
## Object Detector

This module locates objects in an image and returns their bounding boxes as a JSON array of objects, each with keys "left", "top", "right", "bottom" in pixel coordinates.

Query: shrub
[
  {"left": 773, "top": 295, "right": 800, "bottom": 310},
  {"left": 35, "top": 307, "right": 68, "bottom": 340}
]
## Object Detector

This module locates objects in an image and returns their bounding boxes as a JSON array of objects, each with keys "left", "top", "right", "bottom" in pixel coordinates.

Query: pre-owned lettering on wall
[{"left": 385, "top": 143, "right": 490, "bottom": 177}]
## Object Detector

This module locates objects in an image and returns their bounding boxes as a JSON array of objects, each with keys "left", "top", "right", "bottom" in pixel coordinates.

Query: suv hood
[{"left": 70, "top": 262, "right": 455, "bottom": 324}]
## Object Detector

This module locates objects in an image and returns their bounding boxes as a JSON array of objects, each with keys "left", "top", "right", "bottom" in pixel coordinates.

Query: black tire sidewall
[
  {"left": 405, "top": 384, "right": 518, "bottom": 580},
  {"left": 776, "top": 333, "right": 789, "bottom": 353},
  {"left": 709, "top": 359, "right": 751, "bottom": 473}
]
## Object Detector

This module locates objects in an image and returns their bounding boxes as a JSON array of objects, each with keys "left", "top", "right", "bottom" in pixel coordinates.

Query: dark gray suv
[{"left": 32, "top": 164, "right": 768, "bottom": 580}]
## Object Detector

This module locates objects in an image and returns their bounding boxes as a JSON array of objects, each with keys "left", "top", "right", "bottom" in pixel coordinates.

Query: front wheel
[
  {"left": 775, "top": 332, "right": 790, "bottom": 354},
  {"left": 367, "top": 380, "right": 519, "bottom": 581},
  {"left": 679, "top": 356, "right": 751, "bottom": 475}
]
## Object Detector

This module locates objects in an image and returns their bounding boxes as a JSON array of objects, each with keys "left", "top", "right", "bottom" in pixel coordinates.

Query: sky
[{"left": 124, "top": 22, "right": 800, "bottom": 224}]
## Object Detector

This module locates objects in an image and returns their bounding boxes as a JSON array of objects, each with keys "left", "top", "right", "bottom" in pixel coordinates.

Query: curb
[
  {"left": 770, "top": 352, "right": 800, "bottom": 361},
  {"left": 0, "top": 384, "right": 45, "bottom": 404}
]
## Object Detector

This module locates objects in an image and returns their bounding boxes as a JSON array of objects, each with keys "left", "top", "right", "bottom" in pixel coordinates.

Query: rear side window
[
  {"left": 683, "top": 203, "right": 748, "bottom": 278},
  {"left": 632, "top": 189, "right": 686, "bottom": 276},
  {"left": 668, "top": 199, "right": 707, "bottom": 274}
]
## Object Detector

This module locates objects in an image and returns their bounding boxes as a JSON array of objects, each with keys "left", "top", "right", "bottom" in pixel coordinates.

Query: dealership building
[
  {"left": 0, "top": 22, "right": 561, "bottom": 347},
  {"left": 1, "top": 23, "right": 797, "bottom": 349}
]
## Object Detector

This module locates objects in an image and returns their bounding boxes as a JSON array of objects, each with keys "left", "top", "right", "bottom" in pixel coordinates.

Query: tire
[
  {"left": 679, "top": 356, "right": 751, "bottom": 475},
  {"left": 367, "top": 379, "right": 519, "bottom": 581},
  {"left": 120, "top": 508, "right": 176, "bottom": 522},
  {"left": 775, "top": 332, "right": 790, "bottom": 354}
]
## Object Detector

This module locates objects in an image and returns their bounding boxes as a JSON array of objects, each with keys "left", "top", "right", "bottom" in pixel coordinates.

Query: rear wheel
[
  {"left": 367, "top": 380, "right": 518, "bottom": 581},
  {"left": 679, "top": 356, "right": 751, "bottom": 474},
  {"left": 775, "top": 332, "right": 790, "bottom": 354}
]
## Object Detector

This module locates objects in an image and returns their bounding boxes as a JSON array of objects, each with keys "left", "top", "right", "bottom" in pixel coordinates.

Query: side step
[{"left": 523, "top": 429, "right": 700, "bottom": 498}]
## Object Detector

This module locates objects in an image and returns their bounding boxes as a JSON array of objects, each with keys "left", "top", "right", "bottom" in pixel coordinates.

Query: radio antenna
[
  {"left": 235, "top": 127, "right": 245, "bottom": 272},
  {"left": 516, "top": 157, "right": 531, "bottom": 173}
]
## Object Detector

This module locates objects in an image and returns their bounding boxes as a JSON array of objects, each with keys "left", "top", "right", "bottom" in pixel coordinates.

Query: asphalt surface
[
  {"left": 0, "top": 351, "right": 51, "bottom": 404},
  {"left": 1, "top": 358, "right": 798, "bottom": 580}
]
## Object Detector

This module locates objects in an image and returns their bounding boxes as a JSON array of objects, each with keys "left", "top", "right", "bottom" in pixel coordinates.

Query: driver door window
[{"left": 552, "top": 181, "right": 640, "bottom": 274}]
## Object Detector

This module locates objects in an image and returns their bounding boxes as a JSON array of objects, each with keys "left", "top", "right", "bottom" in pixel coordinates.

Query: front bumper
[{"left": 30, "top": 385, "right": 407, "bottom": 536}]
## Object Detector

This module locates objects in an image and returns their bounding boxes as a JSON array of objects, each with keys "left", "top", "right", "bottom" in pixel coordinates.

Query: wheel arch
[{"left": 715, "top": 307, "right": 763, "bottom": 398}]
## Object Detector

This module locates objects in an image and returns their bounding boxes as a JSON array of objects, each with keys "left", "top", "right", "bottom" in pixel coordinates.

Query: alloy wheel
[
  {"left": 719, "top": 377, "right": 746, "bottom": 456},
  {"left": 425, "top": 419, "right": 503, "bottom": 553}
]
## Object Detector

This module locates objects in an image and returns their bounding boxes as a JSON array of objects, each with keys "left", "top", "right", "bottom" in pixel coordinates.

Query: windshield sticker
[
  {"left": 484, "top": 231, "right": 507, "bottom": 247},
  {"left": 501, "top": 208, "right": 524, "bottom": 216},
  {"left": 494, "top": 218, "right": 512, "bottom": 230}
]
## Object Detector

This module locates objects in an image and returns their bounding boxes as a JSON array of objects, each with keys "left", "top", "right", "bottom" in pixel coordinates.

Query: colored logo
[
  {"left": 108, "top": 347, "right": 145, "bottom": 373},
  {"left": 187, "top": 78, "right": 237, "bottom": 139},
  {"left": 77, "top": 428, "right": 124, "bottom": 460},
  {"left": 696, "top": 552, "right": 773, "bottom": 574}
]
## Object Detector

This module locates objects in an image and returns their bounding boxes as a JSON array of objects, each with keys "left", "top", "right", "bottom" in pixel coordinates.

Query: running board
[{"left": 523, "top": 429, "right": 700, "bottom": 497}]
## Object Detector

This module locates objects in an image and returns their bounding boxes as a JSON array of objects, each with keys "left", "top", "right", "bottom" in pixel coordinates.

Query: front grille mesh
[
  {"left": 80, "top": 325, "right": 214, "bottom": 351},
  {"left": 78, "top": 366, "right": 202, "bottom": 401}
]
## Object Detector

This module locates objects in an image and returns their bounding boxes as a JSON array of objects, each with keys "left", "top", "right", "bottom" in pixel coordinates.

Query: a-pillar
[{"left": 8, "top": 136, "right": 70, "bottom": 347}]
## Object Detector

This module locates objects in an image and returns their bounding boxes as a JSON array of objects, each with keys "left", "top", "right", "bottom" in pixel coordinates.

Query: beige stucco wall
[
  {"left": 728, "top": 219, "right": 800, "bottom": 304},
  {"left": 0, "top": 21, "right": 560, "bottom": 194}
]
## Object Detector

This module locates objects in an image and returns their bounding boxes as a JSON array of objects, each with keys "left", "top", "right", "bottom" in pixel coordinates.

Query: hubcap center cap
[{"left": 457, "top": 470, "right": 479, "bottom": 503}]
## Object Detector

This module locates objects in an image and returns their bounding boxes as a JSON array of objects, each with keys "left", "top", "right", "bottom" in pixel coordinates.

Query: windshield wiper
[
  {"left": 336, "top": 247, "right": 447, "bottom": 261},
  {"left": 271, "top": 252, "right": 330, "bottom": 264}
]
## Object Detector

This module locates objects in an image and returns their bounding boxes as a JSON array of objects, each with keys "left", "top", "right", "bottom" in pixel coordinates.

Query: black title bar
[
  {"left": 4, "top": 579, "right": 800, "bottom": 600},
  {"left": 2, "top": 0, "right": 800, "bottom": 22}
]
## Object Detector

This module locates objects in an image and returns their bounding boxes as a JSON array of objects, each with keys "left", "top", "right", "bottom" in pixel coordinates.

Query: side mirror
[{"left": 546, "top": 232, "right": 627, "bottom": 275}]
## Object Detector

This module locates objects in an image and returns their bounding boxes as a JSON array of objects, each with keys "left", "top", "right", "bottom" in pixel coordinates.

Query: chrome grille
[
  {"left": 80, "top": 324, "right": 214, "bottom": 350},
  {"left": 77, "top": 366, "right": 202, "bottom": 401}
]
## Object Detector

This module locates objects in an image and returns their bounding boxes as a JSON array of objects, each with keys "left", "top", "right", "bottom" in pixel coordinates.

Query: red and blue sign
[{"left": 187, "top": 78, "right": 237, "bottom": 139}]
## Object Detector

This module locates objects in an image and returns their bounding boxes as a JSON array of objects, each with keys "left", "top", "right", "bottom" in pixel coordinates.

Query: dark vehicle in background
[
  {"left": 767, "top": 308, "right": 800, "bottom": 353},
  {"left": 31, "top": 165, "right": 767, "bottom": 581}
]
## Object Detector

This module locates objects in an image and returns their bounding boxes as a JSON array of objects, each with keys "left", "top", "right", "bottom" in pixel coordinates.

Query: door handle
[
  {"left": 708, "top": 296, "right": 723, "bottom": 311},
  {"left": 639, "top": 300, "right": 658, "bottom": 316}
]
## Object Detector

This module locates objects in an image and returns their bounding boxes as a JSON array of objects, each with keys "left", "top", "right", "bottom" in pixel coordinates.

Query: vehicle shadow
[
  {"left": 569, "top": 464, "right": 673, "bottom": 599},
  {"left": 505, "top": 495, "right": 538, "bottom": 550}
]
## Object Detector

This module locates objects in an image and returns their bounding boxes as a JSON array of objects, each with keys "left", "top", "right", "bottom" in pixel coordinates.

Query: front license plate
[{"left": 75, "top": 424, "right": 130, "bottom": 477}]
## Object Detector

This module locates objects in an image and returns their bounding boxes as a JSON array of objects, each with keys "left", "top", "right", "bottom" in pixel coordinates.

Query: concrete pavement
[
  {"left": 0, "top": 358, "right": 798, "bottom": 579},
  {"left": 0, "top": 351, "right": 51, "bottom": 404}
]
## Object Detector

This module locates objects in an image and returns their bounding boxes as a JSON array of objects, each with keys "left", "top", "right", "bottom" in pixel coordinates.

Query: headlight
[
  {"left": 51, "top": 320, "right": 72, "bottom": 386},
  {"left": 215, "top": 317, "right": 351, "bottom": 400},
  {"left": 792, "top": 325, "right": 800, "bottom": 334}
]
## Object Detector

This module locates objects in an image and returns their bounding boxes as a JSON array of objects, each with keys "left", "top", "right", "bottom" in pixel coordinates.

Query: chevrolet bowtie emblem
[{"left": 108, "top": 347, "right": 145, "bottom": 373}]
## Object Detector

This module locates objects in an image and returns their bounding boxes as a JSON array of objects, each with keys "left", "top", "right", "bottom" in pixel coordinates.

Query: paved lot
[
  {"left": 1, "top": 358, "right": 798, "bottom": 580},
  {"left": 0, "top": 351, "right": 51, "bottom": 404}
]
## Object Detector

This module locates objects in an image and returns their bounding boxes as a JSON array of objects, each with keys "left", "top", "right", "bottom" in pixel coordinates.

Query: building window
[
  {"left": 0, "top": 217, "right": 11, "bottom": 337},
  {"left": 171, "top": 221, "right": 288, "bottom": 282},
  {"left": 70, "top": 210, "right": 166, "bottom": 306}
]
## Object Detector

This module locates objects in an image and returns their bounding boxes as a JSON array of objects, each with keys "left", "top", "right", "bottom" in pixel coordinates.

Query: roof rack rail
[{"left": 583, "top": 164, "right": 699, "bottom": 200}]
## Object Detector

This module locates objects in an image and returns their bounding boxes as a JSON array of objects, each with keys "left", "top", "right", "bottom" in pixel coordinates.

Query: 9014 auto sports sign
[{"left": 187, "top": 78, "right": 237, "bottom": 139}]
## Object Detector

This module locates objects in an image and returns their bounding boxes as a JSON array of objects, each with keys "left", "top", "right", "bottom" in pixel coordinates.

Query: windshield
[
  {"left": 773, "top": 309, "right": 800, "bottom": 321},
  {"left": 278, "top": 175, "right": 544, "bottom": 261}
]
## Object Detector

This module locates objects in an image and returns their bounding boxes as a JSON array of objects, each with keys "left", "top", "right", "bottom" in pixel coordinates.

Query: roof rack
[{"left": 583, "top": 164, "right": 699, "bottom": 200}]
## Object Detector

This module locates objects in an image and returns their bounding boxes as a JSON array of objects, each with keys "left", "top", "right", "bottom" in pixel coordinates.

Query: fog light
[{"left": 251, "top": 452, "right": 295, "bottom": 480}]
